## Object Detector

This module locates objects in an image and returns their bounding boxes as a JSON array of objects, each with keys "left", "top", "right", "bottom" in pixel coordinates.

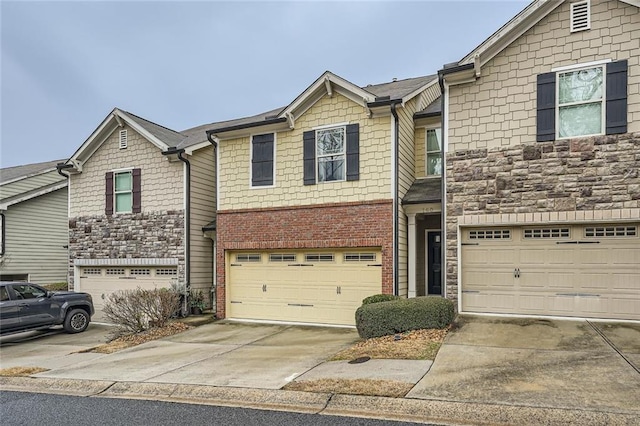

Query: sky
[{"left": 0, "top": 0, "right": 529, "bottom": 168}]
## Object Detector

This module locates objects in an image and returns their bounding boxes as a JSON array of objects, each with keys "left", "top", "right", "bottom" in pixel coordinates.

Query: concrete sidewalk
[{"left": 1, "top": 317, "right": 639, "bottom": 425}]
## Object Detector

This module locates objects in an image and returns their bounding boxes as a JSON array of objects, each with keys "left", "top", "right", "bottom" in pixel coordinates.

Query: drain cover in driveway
[{"left": 348, "top": 356, "right": 371, "bottom": 364}]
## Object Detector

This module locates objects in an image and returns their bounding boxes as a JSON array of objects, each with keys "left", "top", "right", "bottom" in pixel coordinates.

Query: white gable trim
[
  {"left": 183, "top": 141, "right": 212, "bottom": 155},
  {"left": 459, "top": 0, "right": 563, "bottom": 69},
  {"left": 67, "top": 108, "right": 170, "bottom": 172},
  {"left": 279, "top": 71, "right": 375, "bottom": 124}
]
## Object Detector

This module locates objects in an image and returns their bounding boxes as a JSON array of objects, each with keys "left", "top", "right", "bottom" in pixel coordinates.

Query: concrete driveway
[
  {"left": 9, "top": 322, "right": 358, "bottom": 390},
  {"left": 407, "top": 316, "right": 640, "bottom": 414},
  {"left": 0, "top": 324, "right": 113, "bottom": 370}
]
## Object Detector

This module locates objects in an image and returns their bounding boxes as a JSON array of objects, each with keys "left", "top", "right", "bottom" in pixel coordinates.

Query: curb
[{"left": 2, "top": 377, "right": 639, "bottom": 426}]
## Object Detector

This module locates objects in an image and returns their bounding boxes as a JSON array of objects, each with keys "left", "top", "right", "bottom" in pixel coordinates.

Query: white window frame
[
  {"left": 555, "top": 62, "right": 606, "bottom": 140},
  {"left": 113, "top": 169, "right": 133, "bottom": 214},
  {"left": 249, "top": 132, "right": 276, "bottom": 189},
  {"left": 425, "top": 126, "right": 443, "bottom": 177},
  {"left": 315, "top": 125, "right": 346, "bottom": 183}
]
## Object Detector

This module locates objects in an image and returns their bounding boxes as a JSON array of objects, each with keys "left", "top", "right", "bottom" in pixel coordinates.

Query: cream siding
[
  {"left": 0, "top": 170, "right": 64, "bottom": 200},
  {"left": 396, "top": 98, "right": 419, "bottom": 297},
  {"left": 0, "top": 188, "right": 68, "bottom": 284},
  {"left": 415, "top": 127, "right": 427, "bottom": 177},
  {"left": 218, "top": 93, "right": 392, "bottom": 210},
  {"left": 189, "top": 145, "right": 216, "bottom": 304},
  {"left": 69, "top": 123, "right": 183, "bottom": 216},
  {"left": 448, "top": 0, "right": 640, "bottom": 152}
]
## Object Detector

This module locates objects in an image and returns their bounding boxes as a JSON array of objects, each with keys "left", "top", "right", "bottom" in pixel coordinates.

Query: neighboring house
[
  {"left": 206, "top": 71, "right": 442, "bottom": 326},
  {"left": 0, "top": 160, "right": 68, "bottom": 284},
  {"left": 439, "top": 0, "right": 639, "bottom": 321},
  {"left": 59, "top": 109, "right": 216, "bottom": 320}
]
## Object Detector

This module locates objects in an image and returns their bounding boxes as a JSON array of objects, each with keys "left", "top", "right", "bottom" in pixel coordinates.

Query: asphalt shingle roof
[
  {"left": 122, "top": 110, "right": 187, "bottom": 148},
  {"left": 363, "top": 75, "right": 437, "bottom": 100},
  {"left": 0, "top": 159, "right": 66, "bottom": 184},
  {"left": 402, "top": 178, "right": 442, "bottom": 205},
  {"left": 415, "top": 96, "right": 442, "bottom": 117}
]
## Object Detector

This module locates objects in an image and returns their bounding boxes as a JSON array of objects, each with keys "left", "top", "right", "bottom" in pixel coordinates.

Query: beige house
[
  {"left": 59, "top": 109, "right": 216, "bottom": 321},
  {"left": 206, "top": 71, "right": 443, "bottom": 326},
  {"left": 440, "top": 0, "right": 639, "bottom": 321},
  {"left": 0, "top": 160, "right": 68, "bottom": 284}
]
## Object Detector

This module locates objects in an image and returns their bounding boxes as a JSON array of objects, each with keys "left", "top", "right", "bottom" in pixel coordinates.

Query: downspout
[
  {"left": 56, "top": 163, "right": 73, "bottom": 284},
  {"left": 206, "top": 132, "right": 219, "bottom": 311},
  {"left": 390, "top": 101, "right": 401, "bottom": 296},
  {"left": 162, "top": 148, "right": 191, "bottom": 293},
  {"left": 438, "top": 73, "right": 446, "bottom": 298},
  {"left": 56, "top": 163, "right": 73, "bottom": 178}
]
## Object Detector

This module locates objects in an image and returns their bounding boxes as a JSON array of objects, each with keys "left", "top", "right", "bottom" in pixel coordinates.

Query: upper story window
[
  {"left": 426, "top": 128, "right": 442, "bottom": 176},
  {"left": 251, "top": 133, "right": 275, "bottom": 187},
  {"left": 105, "top": 169, "right": 141, "bottom": 215},
  {"left": 536, "top": 60, "right": 627, "bottom": 142},
  {"left": 557, "top": 65, "right": 603, "bottom": 138},
  {"left": 303, "top": 123, "right": 359, "bottom": 185},
  {"left": 114, "top": 171, "right": 133, "bottom": 213},
  {"left": 316, "top": 126, "right": 346, "bottom": 182}
]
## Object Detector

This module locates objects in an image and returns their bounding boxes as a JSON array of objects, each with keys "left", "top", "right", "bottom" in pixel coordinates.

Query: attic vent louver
[
  {"left": 119, "top": 129, "right": 128, "bottom": 149},
  {"left": 570, "top": 0, "right": 590, "bottom": 32}
]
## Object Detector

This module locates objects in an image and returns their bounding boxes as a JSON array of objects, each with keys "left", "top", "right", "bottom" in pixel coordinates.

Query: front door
[{"left": 427, "top": 231, "right": 442, "bottom": 295}]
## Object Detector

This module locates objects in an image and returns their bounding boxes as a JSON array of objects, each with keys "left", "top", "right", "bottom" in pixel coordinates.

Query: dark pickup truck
[{"left": 0, "top": 281, "right": 94, "bottom": 335}]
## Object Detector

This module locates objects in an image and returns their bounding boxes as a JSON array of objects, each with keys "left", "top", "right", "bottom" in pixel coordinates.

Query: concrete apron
[
  {"left": 32, "top": 322, "right": 361, "bottom": 389},
  {"left": 407, "top": 316, "right": 640, "bottom": 415}
]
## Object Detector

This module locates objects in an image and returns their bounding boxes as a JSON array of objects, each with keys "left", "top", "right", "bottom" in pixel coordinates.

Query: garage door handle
[
  {"left": 262, "top": 284, "right": 267, "bottom": 292},
  {"left": 336, "top": 286, "right": 341, "bottom": 295},
  {"left": 514, "top": 268, "right": 520, "bottom": 278},
  {"left": 367, "top": 264, "right": 382, "bottom": 267},
  {"left": 577, "top": 241, "right": 600, "bottom": 244}
]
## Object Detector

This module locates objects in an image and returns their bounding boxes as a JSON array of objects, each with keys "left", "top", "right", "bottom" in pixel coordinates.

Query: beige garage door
[
  {"left": 227, "top": 250, "right": 382, "bottom": 326},
  {"left": 78, "top": 266, "right": 178, "bottom": 322},
  {"left": 461, "top": 223, "right": 640, "bottom": 321}
]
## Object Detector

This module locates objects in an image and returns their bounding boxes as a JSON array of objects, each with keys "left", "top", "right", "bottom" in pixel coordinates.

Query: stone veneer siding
[
  {"left": 446, "top": 133, "right": 640, "bottom": 302},
  {"left": 216, "top": 200, "right": 393, "bottom": 319},
  {"left": 68, "top": 211, "right": 185, "bottom": 289}
]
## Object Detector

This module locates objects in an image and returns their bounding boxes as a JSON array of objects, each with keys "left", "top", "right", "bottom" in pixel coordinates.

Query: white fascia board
[
  {"left": 401, "top": 78, "right": 440, "bottom": 104},
  {"left": 68, "top": 108, "right": 120, "bottom": 165},
  {"left": 0, "top": 181, "right": 68, "bottom": 208},
  {"left": 210, "top": 121, "right": 290, "bottom": 141},
  {"left": 619, "top": 0, "right": 640, "bottom": 7},
  {"left": 115, "top": 109, "right": 170, "bottom": 151},
  {"left": 459, "top": 0, "right": 563, "bottom": 68},
  {"left": 0, "top": 167, "right": 60, "bottom": 187},
  {"left": 183, "top": 141, "right": 211, "bottom": 155}
]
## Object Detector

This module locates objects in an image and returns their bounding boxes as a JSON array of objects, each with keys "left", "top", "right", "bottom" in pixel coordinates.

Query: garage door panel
[
  {"left": 461, "top": 223, "right": 639, "bottom": 321},
  {"left": 228, "top": 250, "right": 381, "bottom": 326}
]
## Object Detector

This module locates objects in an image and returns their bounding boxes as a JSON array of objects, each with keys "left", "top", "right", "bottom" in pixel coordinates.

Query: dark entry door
[{"left": 427, "top": 231, "right": 442, "bottom": 295}]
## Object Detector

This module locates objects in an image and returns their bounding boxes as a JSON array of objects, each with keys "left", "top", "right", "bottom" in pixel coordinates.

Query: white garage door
[
  {"left": 461, "top": 223, "right": 640, "bottom": 321},
  {"left": 78, "top": 266, "right": 178, "bottom": 322},
  {"left": 227, "top": 250, "right": 382, "bottom": 326}
]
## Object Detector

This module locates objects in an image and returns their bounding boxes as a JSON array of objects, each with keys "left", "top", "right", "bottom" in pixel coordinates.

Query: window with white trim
[
  {"left": 269, "top": 254, "right": 296, "bottom": 262},
  {"left": 585, "top": 226, "right": 636, "bottom": 237},
  {"left": 235, "top": 254, "right": 261, "bottom": 263},
  {"left": 106, "top": 268, "right": 125, "bottom": 276},
  {"left": 316, "top": 126, "right": 345, "bottom": 182},
  {"left": 83, "top": 268, "right": 102, "bottom": 275},
  {"left": 305, "top": 253, "right": 334, "bottom": 262},
  {"left": 524, "top": 228, "right": 570, "bottom": 239},
  {"left": 156, "top": 268, "right": 178, "bottom": 276},
  {"left": 114, "top": 171, "right": 133, "bottom": 213},
  {"left": 469, "top": 229, "right": 511, "bottom": 240},
  {"left": 557, "top": 64, "right": 604, "bottom": 138},
  {"left": 131, "top": 268, "right": 151, "bottom": 276},
  {"left": 344, "top": 253, "right": 376, "bottom": 262},
  {"left": 425, "top": 128, "right": 442, "bottom": 176}
]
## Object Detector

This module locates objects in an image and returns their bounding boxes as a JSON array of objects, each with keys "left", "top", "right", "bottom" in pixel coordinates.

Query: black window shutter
[
  {"left": 606, "top": 59, "right": 628, "bottom": 135},
  {"left": 346, "top": 123, "right": 359, "bottom": 181},
  {"left": 303, "top": 130, "right": 316, "bottom": 185},
  {"left": 105, "top": 172, "right": 114, "bottom": 216},
  {"left": 536, "top": 72, "right": 556, "bottom": 142},
  {"left": 251, "top": 134, "right": 274, "bottom": 186},
  {"left": 132, "top": 168, "right": 141, "bottom": 213}
]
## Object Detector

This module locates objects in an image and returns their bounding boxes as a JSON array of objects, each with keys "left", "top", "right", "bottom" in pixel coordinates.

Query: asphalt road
[{"left": 1, "top": 391, "right": 439, "bottom": 426}]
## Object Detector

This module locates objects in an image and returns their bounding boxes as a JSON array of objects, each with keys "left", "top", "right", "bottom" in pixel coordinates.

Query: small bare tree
[{"left": 104, "top": 287, "right": 181, "bottom": 337}]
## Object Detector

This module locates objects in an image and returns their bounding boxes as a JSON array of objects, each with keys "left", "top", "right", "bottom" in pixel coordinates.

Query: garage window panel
[
  {"left": 305, "top": 254, "right": 335, "bottom": 262},
  {"left": 585, "top": 225, "right": 637, "bottom": 237},
  {"left": 83, "top": 268, "right": 102, "bottom": 275},
  {"left": 106, "top": 268, "right": 125, "bottom": 276},
  {"left": 131, "top": 268, "right": 151, "bottom": 276},
  {"left": 344, "top": 253, "right": 376, "bottom": 262},
  {"left": 469, "top": 229, "right": 511, "bottom": 240},
  {"left": 236, "top": 254, "right": 261, "bottom": 263},
  {"left": 269, "top": 254, "right": 296, "bottom": 262},
  {"left": 523, "top": 228, "right": 570, "bottom": 239},
  {"left": 156, "top": 268, "right": 177, "bottom": 276}
]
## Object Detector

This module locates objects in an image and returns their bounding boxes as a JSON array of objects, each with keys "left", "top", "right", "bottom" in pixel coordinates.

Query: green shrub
[
  {"left": 355, "top": 296, "right": 455, "bottom": 339},
  {"left": 361, "top": 294, "right": 401, "bottom": 305}
]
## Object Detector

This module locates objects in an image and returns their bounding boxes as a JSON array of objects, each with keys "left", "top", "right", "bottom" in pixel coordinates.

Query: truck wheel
[{"left": 64, "top": 309, "right": 89, "bottom": 333}]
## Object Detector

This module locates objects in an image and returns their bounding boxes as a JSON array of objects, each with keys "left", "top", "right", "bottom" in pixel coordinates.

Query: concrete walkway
[{"left": 1, "top": 317, "right": 639, "bottom": 425}]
